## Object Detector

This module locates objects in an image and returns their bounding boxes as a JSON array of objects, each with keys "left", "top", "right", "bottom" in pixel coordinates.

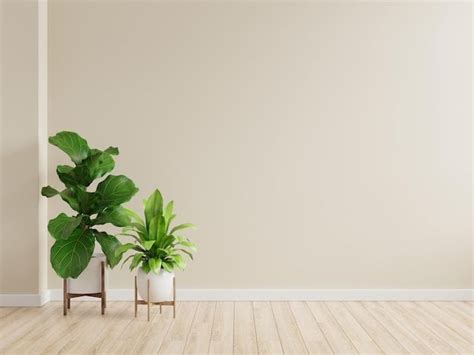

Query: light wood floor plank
[
  {"left": 58, "top": 301, "right": 131, "bottom": 354},
  {"left": 132, "top": 304, "right": 174, "bottom": 354},
  {"left": 307, "top": 302, "right": 357, "bottom": 354},
  {"left": 208, "top": 302, "right": 234, "bottom": 355},
  {"left": 362, "top": 301, "right": 434, "bottom": 353},
  {"left": 184, "top": 302, "right": 216, "bottom": 354},
  {"left": 381, "top": 301, "right": 458, "bottom": 353},
  {"left": 345, "top": 301, "right": 408, "bottom": 353},
  {"left": 106, "top": 302, "right": 165, "bottom": 354},
  {"left": 0, "top": 303, "right": 59, "bottom": 352},
  {"left": 398, "top": 301, "right": 473, "bottom": 354},
  {"left": 233, "top": 301, "right": 258, "bottom": 354},
  {"left": 289, "top": 301, "right": 333, "bottom": 354},
  {"left": 326, "top": 301, "right": 382, "bottom": 354},
  {"left": 419, "top": 301, "right": 473, "bottom": 343},
  {"left": 0, "top": 307, "right": 20, "bottom": 320},
  {"left": 158, "top": 301, "right": 198, "bottom": 354},
  {"left": 453, "top": 301, "right": 474, "bottom": 314},
  {"left": 434, "top": 301, "right": 474, "bottom": 329},
  {"left": 253, "top": 301, "right": 283, "bottom": 354},
  {"left": 271, "top": 302, "right": 308, "bottom": 354},
  {"left": 17, "top": 302, "right": 97, "bottom": 354}
]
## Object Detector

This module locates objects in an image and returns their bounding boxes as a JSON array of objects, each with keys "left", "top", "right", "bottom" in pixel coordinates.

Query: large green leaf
[
  {"left": 49, "top": 131, "right": 90, "bottom": 164},
  {"left": 50, "top": 228, "right": 95, "bottom": 278},
  {"left": 56, "top": 165, "right": 92, "bottom": 187},
  {"left": 41, "top": 185, "right": 59, "bottom": 197},
  {"left": 96, "top": 175, "right": 139, "bottom": 207},
  {"left": 94, "top": 206, "right": 130, "bottom": 227},
  {"left": 85, "top": 150, "right": 115, "bottom": 180},
  {"left": 59, "top": 189, "right": 81, "bottom": 212},
  {"left": 94, "top": 231, "right": 122, "bottom": 268},
  {"left": 144, "top": 189, "right": 163, "bottom": 228},
  {"left": 48, "top": 213, "right": 83, "bottom": 240},
  {"left": 75, "top": 189, "right": 101, "bottom": 215}
]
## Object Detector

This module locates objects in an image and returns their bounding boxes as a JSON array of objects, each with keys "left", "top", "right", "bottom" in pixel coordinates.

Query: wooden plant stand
[
  {"left": 63, "top": 261, "right": 106, "bottom": 316},
  {"left": 134, "top": 276, "right": 176, "bottom": 321}
]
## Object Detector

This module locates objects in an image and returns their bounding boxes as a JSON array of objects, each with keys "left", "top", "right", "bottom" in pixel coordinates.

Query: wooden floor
[{"left": 0, "top": 301, "right": 472, "bottom": 354}]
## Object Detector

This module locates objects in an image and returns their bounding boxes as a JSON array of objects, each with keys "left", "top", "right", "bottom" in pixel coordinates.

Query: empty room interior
[{"left": 0, "top": 0, "right": 472, "bottom": 354}]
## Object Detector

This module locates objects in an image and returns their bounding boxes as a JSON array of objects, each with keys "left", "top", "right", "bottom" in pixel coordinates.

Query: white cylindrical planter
[
  {"left": 67, "top": 253, "right": 107, "bottom": 293},
  {"left": 137, "top": 267, "right": 174, "bottom": 302}
]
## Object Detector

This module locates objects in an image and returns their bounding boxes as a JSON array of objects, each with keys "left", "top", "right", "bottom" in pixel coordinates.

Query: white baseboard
[
  {"left": 0, "top": 290, "right": 50, "bottom": 307},
  {"left": 3, "top": 289, "right": 471, "bottom": 306},
  {"left": 46, "top": 288, "right": 473, "bottom": 302}
]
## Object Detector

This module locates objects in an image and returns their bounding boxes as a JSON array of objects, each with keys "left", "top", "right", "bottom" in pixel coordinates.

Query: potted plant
[
  {"left": 41, "top": 131, "right": 139, "bottom": 293},
  {"left": 116, "top": 189, "right": 196, "bottom": 302}
]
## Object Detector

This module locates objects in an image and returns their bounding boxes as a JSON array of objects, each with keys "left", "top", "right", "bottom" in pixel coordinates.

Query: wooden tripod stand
[
  {"left": 134, "top": 276, "right": 176, "bottom": 321},
  {"left": 63, "top": 261, "right": 106, "bottom": 315}
]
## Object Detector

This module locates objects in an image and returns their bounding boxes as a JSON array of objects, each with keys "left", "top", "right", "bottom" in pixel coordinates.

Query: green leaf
[
  {"left": 41, "top": 185, "right": 59, "bottom": 197},
  {"left": 120, "top": 254, "right": 135, "bottom": 269},
  {"left": 94, "top": 231, "right": 122, "bottom": 268},
  {"left": 171, "top": 254, "right": 186, "bottom": 269},
  {"left": 59, "top": 189, "right": 81, "bottom": 212},
  {"left": 85, "top": 150, "right": 115, "bottom": 180},
  {"left": 94, "top": 206, "right": 131, "bottom": 227},
  {"left": 164, "top": 201, "right": 174, "bottom": 231},
  {"left": 96, "top": 175, "right": 139, "bottom": 207},
  {"left": 177, "top": 248, "right": 194, "bottom": 260},
  {"left": 48, "top": 213, "right": 83, "bottom": 240},
  {"left": 114, "top": 243, "right": 138, "bottom": 257},
  {"left": 149, "top": 258, "right": 162, "bottom": 274},
  {"left": 56, "top": 165, "right": 92, "bottom": 187},
  {"left": 49, "top": 131, "right": 90, "bottom": 164},
  {"left": 149, "top": 215, "right": 165, "bottom": 241},
  {"left": 124, "top": 208, "right": 145, "bottom": 225},
  {"left": 175, "top": 237, "right": 197, "bottom": 252},
  {"left": 143, "top": 240, "right": 155, "bottom": 250},
  {"left": 131, "top": 254, "right": 144, "bottom": 271},
  {"left": 170, "top": 223, "right": 196, "bottom": 235},
  {"left": 104, "top": 146, "right": 119, "bottom": 155},
  {"left": 76, "top": 189, "right": 101, "bottom": 215},
  {"left": 50, "top": 228, "right": 95, "bottom": 278},
  {"left": 144, "top": 189, "right": 163, "bottom": 228},
  {"left": 161, "top": 261, "right": 173, "bottom": 272}
]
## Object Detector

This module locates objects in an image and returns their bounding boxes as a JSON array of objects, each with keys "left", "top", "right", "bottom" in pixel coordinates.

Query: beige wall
[
  {"left": 48, "top": 1, "right": 472, "bottom": 289},
  {"left": 0, "top": 0, "right": 45, "bottom": 294}
]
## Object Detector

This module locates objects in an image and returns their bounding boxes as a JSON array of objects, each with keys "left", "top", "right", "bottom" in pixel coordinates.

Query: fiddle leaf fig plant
[
  {"left": 116, "top": 189, "right": 196, "bottom": 274},
  {"left": 41, "top": 131, "right": 139, "bottom": 279}
]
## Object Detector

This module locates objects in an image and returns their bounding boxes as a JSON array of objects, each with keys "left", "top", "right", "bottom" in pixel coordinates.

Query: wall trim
[
  {"left": 47, "top": 288, "right": 473, "bottom": 302},
  {"left": 2, "top": 289, "right": 471, "bottom": 306},
  {"left": 0, "top": 290, "right": 50, "bottom": 307}
]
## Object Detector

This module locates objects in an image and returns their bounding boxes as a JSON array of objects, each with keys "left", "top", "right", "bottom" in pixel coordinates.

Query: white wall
[{"left": 47, "top": 1, "right": 472, "bottom": 290}]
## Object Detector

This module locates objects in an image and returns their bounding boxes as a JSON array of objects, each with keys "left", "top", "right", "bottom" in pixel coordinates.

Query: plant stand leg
[
  {"left": 101, "top": 261, "right": 105, "bottom": 315},
  {"left": 160, "top": 305, "right": 162, "bottom": 314},
  {"left": 134, "top": 276, "right": 138, "bottom": 318},
  {"left": 67, "top": 297, "right": 71, "bottom": 309},
  {"left": 173, "top": 277, "right": 176, "bottom": 319},
  {"left": 63, "top": 279, "right": 68, "bottom": 316},
  {"left": 147, "top": 279, "right": 150, "bottom": 322}
]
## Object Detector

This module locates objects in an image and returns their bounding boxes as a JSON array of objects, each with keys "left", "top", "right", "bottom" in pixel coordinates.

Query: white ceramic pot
[
  {"left": 67, "top": 253, "right": 107, "bottom": 294},
  {"left": 137, "top": 267, "right": 174, "bottom": 302}
]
